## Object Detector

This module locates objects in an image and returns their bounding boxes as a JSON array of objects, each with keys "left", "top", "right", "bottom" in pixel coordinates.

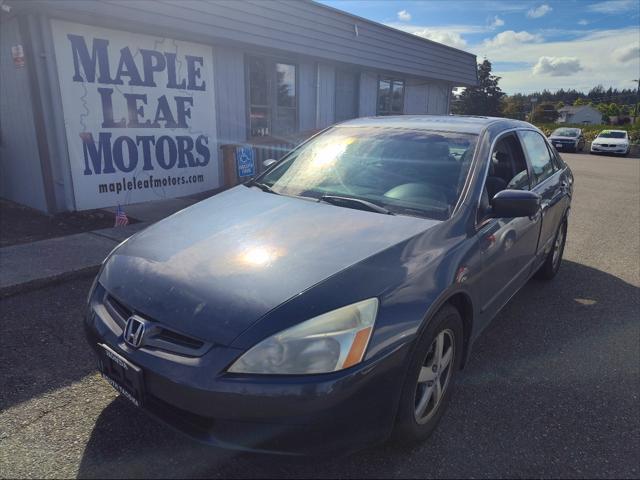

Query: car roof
[
  {"left": 336, "top": 115, "right": 534, "bottom": 135},
  {"left": 599, "top": 129, "right": 627, "bottom": 133}
]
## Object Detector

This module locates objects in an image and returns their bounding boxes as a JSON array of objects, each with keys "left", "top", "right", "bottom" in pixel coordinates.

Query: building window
[
  {"left": 248, "top": 57, "right": 297, "bottom": 138},
  {"left": 377, "top": 78, "right": 405, "bottom": 115}
]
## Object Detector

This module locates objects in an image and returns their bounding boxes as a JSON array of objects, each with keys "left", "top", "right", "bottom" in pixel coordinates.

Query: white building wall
[
  {"left": 316, "top": 63, "right": 336, "bottom": 128},
  {"left": 359, "top": 72, "right": 378, "bottom": 117}
]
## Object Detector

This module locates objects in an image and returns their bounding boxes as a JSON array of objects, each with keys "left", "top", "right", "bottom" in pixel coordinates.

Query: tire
[
  {"left": 535, "top": 218, "right": 567, "bottom": 280},
  {"left": 392, "top": 304, "right": 464, "bottom": 445}
]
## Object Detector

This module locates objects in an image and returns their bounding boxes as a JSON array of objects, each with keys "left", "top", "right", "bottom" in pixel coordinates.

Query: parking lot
[{"left": 1, "top": 152, "right": 638, "bottom": 479}]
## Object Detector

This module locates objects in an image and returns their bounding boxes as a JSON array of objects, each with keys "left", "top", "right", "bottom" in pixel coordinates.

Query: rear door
[{"left": 518, "top": 130, "right": 565, "bottom": 261}]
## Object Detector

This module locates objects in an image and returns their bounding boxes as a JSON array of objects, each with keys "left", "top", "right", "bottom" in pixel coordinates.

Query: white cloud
[
  {"left": 385, "top": 22, "right": 491, "bottom": 49},
  {"left": 532, "top": 56, "right": 583, "bottom": 76},
  {"left": 587, "top": 0, "right": 637, "bottom": 13},
  {"left": 527, "top": 4, "right": 553, "bottom": 18},
  {"left": 387, "top": 22, "right": 490, "bottom": 36},
  {"left": 482, "top": 30, "right": 542, "bottom": 48},
  {"left": 411, "top": 29, "right": 468, "bottom": 49},
  {"left": 490, "top": 15, "right": 505, "bottom": 28},
  {"left": 613, "top": 44, "right": 640, "bottom": 63},
  {"left": 397, "top": 9, "right": 411, "bottom": 21},
  {"left": 478, "top": 28, "right": 640, "bottom": 93},
  {"left": 578, "top": 19, "right": 590, "bottom": 25}
]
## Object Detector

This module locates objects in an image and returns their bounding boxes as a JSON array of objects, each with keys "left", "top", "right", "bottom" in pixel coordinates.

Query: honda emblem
[{"left": 123, "top": 316, "right": 146, "bottom": 348}]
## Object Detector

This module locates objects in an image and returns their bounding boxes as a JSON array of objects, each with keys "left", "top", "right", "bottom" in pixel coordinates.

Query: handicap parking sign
[{"left": 236, "top": 146, "right": 255, "bottom": 178}]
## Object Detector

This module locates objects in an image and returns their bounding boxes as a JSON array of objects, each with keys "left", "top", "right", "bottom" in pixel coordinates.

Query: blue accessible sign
[{"left": 236, "top": 145, "right": 255, "bottom": 178}]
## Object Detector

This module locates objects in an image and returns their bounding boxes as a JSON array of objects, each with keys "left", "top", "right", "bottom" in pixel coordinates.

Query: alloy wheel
[{"left": 414, "top": 329, "right": 455, "bottom": 424}]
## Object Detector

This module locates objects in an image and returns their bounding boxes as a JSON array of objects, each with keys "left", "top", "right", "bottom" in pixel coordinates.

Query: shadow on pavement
[
  {"left": 0, "top": 278, "right": 96, "bottom": 411},
  {"left": 77, "top": 260, "right": 639, "bottom": 479}
]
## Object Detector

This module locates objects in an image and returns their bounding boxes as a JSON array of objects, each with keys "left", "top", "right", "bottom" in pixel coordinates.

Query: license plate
[
  {"left": 555, "top": 143, "right": 563, "bottom": 148},
  {"left": 97, "top": 343, "right": 144, "bottom": 407}
]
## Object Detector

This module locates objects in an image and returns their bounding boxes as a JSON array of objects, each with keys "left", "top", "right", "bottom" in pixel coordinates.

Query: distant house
[{"left": 557, "top": 105, "right": 602, "bottom": 124}]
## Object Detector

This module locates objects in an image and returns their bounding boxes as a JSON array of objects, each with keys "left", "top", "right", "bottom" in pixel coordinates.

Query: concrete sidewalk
[{"left": 0, "top": 195, "right": 205, "bottom": 297}]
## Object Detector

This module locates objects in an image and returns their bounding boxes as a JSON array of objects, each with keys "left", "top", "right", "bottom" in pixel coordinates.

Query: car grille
[{"left": 102, "top": 289, "right": 210, "bottom": 357}]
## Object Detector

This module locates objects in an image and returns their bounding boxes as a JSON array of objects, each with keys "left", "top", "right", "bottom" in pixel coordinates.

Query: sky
[{"left": 319, "top": 0, "right": 640, "bottom": 95}]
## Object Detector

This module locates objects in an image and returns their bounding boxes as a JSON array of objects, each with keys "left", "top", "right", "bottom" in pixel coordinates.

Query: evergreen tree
[
  {"left": 453, "top": 59, "right": 504, "bottom": 116},
  {"left": 501, "top": 94, "right": 529, "bottom": 120}
]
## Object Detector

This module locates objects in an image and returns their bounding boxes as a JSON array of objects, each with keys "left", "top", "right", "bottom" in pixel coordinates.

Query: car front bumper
[
  {"left": 590, "top": 144, "right": 628, "bottom": 154},
  {"left": 84, "top": 289, "right": 412, "bottom": 456},
  {"left": 550, "top": 141, "right": 578, "bottom": 151}
]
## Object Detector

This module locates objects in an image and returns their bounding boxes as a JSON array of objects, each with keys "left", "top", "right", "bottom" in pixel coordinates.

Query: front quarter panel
[{"left": 229, "top": 218, "right": 480, "bottom": 369}]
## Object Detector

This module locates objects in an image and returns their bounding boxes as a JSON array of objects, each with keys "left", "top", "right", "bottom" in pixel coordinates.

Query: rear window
[{"left": 552, "top": 128, "right": 579, "bottom": 137}]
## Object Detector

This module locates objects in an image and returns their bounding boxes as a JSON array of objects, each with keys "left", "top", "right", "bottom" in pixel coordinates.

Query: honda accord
[{"left": 85, "top": 116, "right": 573, "bottom": 455}]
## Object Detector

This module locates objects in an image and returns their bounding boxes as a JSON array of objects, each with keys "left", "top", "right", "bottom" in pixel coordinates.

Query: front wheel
[
  {"left": 536, "top": 219, "right": 567, "bottom": 280},
  {"left": 392, "top": 304, "right": 463, "bottom": 445}
]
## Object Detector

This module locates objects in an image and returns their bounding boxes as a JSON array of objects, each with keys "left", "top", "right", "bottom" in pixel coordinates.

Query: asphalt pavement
[{"left": 0, "top": 152, "right": 638, "bottom": 479}]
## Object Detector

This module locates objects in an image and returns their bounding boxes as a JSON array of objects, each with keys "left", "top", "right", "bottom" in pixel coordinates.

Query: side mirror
[
  {"left": 263, "top": 159, "right": 277, "bottom": 169},
  {"left": 491, "top": 189, "right": 541, "bottom": 218}
]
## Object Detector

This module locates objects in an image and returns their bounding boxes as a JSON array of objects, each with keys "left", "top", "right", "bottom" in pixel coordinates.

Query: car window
[
  {"left": 552, "top": 128, "right": 579, "bottom": 137},
  {"left": 547, "top": 143, "right": 566, "bottom": 170},
  {"left": 598, "top": 131, "right": 626, "bottom": 139},
  {"left": 519, "top": 130, "right": 557, "bottom": 186},
  {"left": 478, "top": 134, "right": 530, "bottom": 222},
  {"left": 258, "top": 126, "right": 478, "bottom": 220}
]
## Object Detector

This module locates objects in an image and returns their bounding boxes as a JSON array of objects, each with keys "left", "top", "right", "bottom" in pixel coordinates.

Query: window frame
[
  {"left": 376, "top": 76, "right": 405, "bottom": 116},
  {"left": 245, "top": 55, "right": 299, "bottom": 140}
]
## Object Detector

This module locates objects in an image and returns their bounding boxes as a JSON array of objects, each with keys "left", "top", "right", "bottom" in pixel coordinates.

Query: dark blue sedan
[{"left": 85, "top": 115, "right": 573, "bottom": 455}]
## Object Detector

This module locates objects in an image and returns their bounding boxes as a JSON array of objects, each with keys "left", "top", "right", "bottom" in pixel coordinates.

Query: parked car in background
[
  {"left": 590, "top": 130, "right": 630, "bottom": 156},
  {"left": 548, "top": 127, "right": 585, "bottom": 152},
  {"left": 85, "top": 116, "right": 573, "bottom": 456}
]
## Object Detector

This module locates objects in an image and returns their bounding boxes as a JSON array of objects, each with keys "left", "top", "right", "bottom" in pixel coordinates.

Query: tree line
[{"left": 452, "top": 59, "right": 639, "bottom": 123}]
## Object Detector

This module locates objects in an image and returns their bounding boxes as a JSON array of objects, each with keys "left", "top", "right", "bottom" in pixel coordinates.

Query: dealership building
[{"left": 0, "top": 0, "right": 477, "bottom": 213}]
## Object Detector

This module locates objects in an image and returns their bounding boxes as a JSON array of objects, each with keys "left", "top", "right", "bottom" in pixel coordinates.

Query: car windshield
[
  {"left": 598, "top": 131, "right": 626, "bottom": 139},
  {"left": 552, "top": 128, "right": 579, "bottom": 137},
  {"left": 257, "top": 127, "right": 478, "bottom": 220}
]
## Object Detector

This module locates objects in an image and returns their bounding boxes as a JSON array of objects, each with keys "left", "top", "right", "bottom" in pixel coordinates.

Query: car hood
[
  {"left": 593, "top": 137, "right": 627, "bottom": 145},
  {"left": 100, "top": 186, "right": 439, "bottom": 345}
]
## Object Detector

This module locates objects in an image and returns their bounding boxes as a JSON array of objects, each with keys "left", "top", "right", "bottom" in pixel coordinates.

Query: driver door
[{"left": 476, "top": 132, "right": 541, "bottom": 328}]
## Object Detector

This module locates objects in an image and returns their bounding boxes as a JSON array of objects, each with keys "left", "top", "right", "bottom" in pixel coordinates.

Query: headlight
[{"left": 228, "top": 298, "right": 379, "bottom": 375}]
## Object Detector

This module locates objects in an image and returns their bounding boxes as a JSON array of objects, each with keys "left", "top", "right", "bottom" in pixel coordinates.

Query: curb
[
  {"left": 0, "top": 265, "right": 100, "bottom": 298},
  {"left": 0, "top": 224, "right": 147, "bottom": 299}
]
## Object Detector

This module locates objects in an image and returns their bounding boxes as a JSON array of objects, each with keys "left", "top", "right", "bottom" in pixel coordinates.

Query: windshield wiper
[
  {"left": 318, "top": 195, "right": 395, "bottom": 215},
  {"left": 247, "top": 180, "right": 278, "bottom": 194}
]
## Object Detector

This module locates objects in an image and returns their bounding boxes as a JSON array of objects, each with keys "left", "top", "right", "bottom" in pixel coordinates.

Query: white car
[{"left": 590, "top": 130, "right": 630, "bottom": 156}]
